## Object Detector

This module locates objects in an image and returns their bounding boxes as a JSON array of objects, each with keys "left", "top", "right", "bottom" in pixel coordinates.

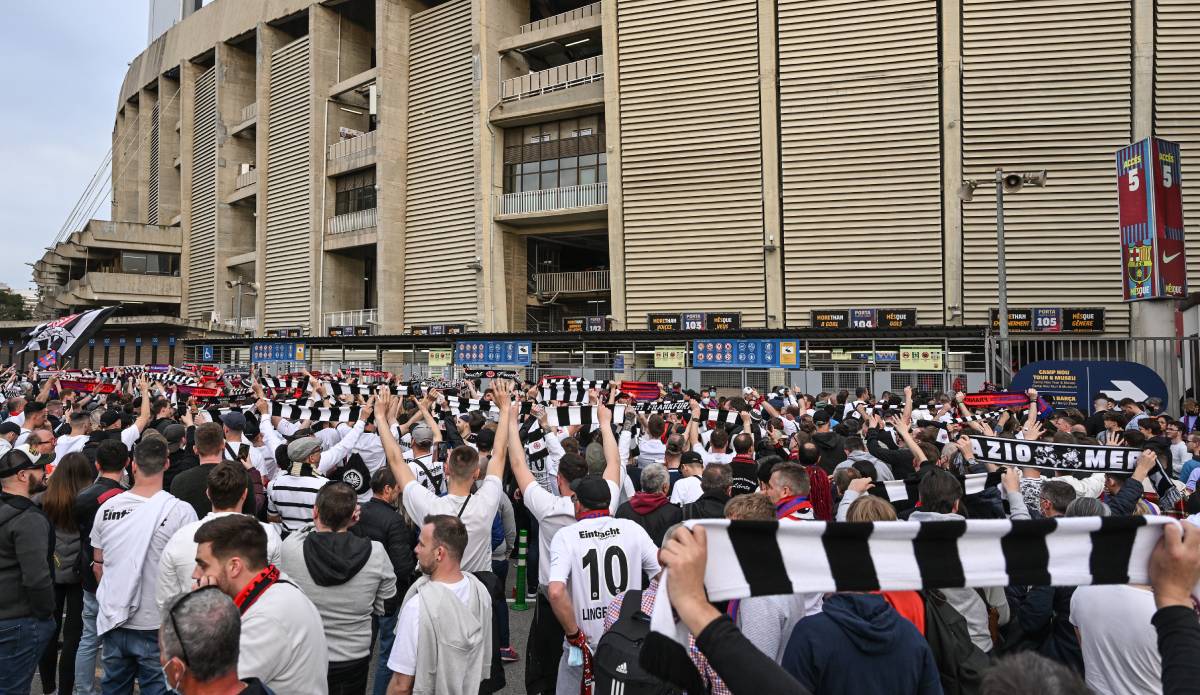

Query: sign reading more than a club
[
  {"left": 647, "top": 313, "right": 680, "bottom": 331},
  {"left": 1116, "top": 137, "right": 1187, "bottom": 301}
]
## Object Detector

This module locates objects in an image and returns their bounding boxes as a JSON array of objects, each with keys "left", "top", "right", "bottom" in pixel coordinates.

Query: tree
[{"left": 0, "top": 287, "right": 31, "bottom": 321}]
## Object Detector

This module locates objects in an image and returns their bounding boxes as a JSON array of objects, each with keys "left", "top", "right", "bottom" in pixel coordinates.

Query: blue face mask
[{"left": 161, "top": 661, "right": 180, "bottom": 693}]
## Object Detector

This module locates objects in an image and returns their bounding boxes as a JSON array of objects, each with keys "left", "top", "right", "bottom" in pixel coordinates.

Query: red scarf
[
  {"left": 576, "top": 509, "right": 610, "bottom": 521},
  {"left": 776, "top": 495, "right": 813, "bottom": 520},
  {"left": 233, "top": 565, "right": 281, "bottom": 614}
]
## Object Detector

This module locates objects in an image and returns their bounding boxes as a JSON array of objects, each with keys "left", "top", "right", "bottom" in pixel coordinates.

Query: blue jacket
[{"left": 783, "top": 593, "right": 943, "bottom": 695}]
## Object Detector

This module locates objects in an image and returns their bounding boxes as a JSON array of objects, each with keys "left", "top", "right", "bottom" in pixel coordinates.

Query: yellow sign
[
  {"left": 899, "top": 345, "right": 943, "bottom": 371},
  {"left": 428, "top": 349, "right": 452, "bottom": 367},
  {"left": 654, "top": 346, "right": 687, "bottom": 369},
  {"left": 778, "top": 340, "right": 798, "bottom": 367}
]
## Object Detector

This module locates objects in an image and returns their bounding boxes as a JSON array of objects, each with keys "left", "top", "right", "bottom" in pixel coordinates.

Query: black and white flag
[
  {"left": 871, "top": 471, "right": 1001, "bottom": 508},
  {"left": 642, "top": 516, "right": 1181, "bottom": 689},
  {"left": 19, "top": 306, "right": 117, "bottom": 359}
]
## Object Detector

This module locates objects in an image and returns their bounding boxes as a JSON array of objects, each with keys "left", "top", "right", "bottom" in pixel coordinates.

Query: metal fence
[
  {"left": 496, "top": 183, "right": 607, "bottom": 216},
  {"left": 520, "top": 1, "right": 601, "bottom": 33},
  {"left": 501, "top": 56, "right": 604, "bottom": 101},
  {"left": 990, "top": 336, "right": 1195, "bottom": 407}
]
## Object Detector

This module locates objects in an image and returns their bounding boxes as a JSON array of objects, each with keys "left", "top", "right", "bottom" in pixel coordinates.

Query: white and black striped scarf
[
  {"left": 871, "top": 471, "right": 1001, "bottom": 509},
  {"left": 643, "top": 516, "right": 1180, "bottom": 689}
]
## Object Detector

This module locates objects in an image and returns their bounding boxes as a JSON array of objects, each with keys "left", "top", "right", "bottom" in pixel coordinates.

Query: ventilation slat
[{"left": 188, "top": 68, "right": 217, "bottom": 321}]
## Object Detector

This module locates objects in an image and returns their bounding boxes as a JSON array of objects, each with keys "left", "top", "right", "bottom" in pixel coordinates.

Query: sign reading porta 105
[{"left": 1115, "top": 137, "right": 1187, "bottom": 301}]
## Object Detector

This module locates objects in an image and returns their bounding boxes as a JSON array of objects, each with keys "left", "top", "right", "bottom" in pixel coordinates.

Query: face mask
[{"left": 161, "top": 663, "right": 179, "bottom": 693}]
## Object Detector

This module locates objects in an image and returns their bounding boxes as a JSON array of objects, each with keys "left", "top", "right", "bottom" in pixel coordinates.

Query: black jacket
[
  {"left": 616, "top": 495, "right": 682, "bottom": 547},
  {"left": 350, "top": 498, "right": 416, "bottom": 613},
  {"left": 73, "top": 477, "right": 124, "bottom": 593},
  {"left": 811, "top": 431, "right": 847, "bottom": 473},
  {"left": 1153, "top": 606, "right": 1200, "bottom": 695},
  {"left": 0, "top": 493, "right": 55, "bottom": 620},
  {"left": 866, "top": 428, "right": 917, "bottom": 480},
  {"left": 682, "top": 491, "right": 730, "bottom": 520},
  {"left": 1009, "top": 585, "right": 1082, "bottom": 673}
]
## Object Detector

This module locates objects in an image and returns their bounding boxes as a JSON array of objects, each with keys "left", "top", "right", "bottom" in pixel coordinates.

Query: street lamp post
[
  {"left": 226, "top": 277, "right": 259, "bottom": 336},
  {"left": 961, "top": 169, "right": 1047, "bottom": 385}
]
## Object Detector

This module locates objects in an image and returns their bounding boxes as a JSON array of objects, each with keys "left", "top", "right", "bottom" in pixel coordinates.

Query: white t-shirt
[
  {"left": 388, "top": 575, "right": 474, "bottom": 675},
  {"left": 156, "top": 512, "right": 282, "bottom": 613},
  {"left": 90, "top": 491, "right": 197, "bottom": 630},
  {"left": 548, "top": 515, "right": 661, "bottom": 649},
  {"left": 120, "top": 423, "right": 142, "bottom": 450},
  {"left": 669, "top": 476, "right": 703, "bottom": 505},
  {"left": 1070, "top": 585, "right": 1162, "bottom": 695},
  {"left": 405, "top": 452, "right": 445, "bottom": 496},
  {"left": 55, "top": 433, "right": 88, "bottom": 459},
  {"left": 239, "top": 577, "right": 328, "bottom": 695},
  {"left": 402, "top": 476, "right": 502, "bottom": 573},
  {"left": 523, "top": 479, "right": 620, "bottom": 587},
  {"left": 1171, "top": 441, "right": 1188, "bottom": 477},
  {"left": 693, "top": 443, "right": 733, "bottom": 467}
]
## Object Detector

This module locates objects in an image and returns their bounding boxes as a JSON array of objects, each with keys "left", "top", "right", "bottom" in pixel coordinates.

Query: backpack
[
  {"left": 593, "top": 590, "right": 683, "bottom": 695},
  {"left": 922, "top": 589, "right": 991, "bottom": 695}
]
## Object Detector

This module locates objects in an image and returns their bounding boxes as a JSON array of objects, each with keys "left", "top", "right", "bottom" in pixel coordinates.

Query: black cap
[
  {"left": 99, "top": 410, "right": 122, "bottom": 428},
  {"left": 569, "top": 474, "right": 612, "bottom": 511},
  {"left": 812, "top": 410, "right": 831, "bottom": 425},
  {"left": 680, "top": 451, "right": 704, "bottom": 466},
  {"left": 0, "top": 448, "right": 41, "bottom": 478}
]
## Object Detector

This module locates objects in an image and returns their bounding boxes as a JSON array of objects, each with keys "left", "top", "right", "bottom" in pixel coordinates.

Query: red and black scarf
[{"left": 234, "top": 565, "right": 281, "bottom": 614}]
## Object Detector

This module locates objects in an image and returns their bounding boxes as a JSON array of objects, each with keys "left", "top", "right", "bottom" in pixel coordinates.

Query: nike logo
[{"left": 1164, "top": 252, "right": 1182, "bottom": 263}]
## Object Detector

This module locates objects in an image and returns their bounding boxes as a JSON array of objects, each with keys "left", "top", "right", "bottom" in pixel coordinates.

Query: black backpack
[
  {"left": 922, "top": 589, "right": 991, "bottom": 695},
  {"left": 593, "top": 590, "right": 683, "bottom": 695}
]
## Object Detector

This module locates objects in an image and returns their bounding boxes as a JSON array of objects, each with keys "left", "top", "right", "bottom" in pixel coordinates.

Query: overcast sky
[{"left": 0, "top": 2, "right": 146, "bottom": 291}]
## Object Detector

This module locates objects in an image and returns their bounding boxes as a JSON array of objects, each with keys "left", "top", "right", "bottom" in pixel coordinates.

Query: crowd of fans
[{"left": 1, "top": 362, "right": 1199, "bottom": 695}]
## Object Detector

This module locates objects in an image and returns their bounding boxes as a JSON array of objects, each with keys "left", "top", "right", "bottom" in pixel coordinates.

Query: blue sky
[{"left": 0, "top": 2, "right": 146, "bottom": 291}]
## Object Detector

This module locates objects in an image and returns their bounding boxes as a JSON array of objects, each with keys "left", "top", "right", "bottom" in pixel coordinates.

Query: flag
[
  {"left": 19, "top": 306, "right": 117, "bottom": 360},
  {"left": 36, "top": 351, "right": 58, "bottom": 369}
]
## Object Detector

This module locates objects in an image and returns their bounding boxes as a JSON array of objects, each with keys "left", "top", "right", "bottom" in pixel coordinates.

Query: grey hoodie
[
  {"left": 908, "top": 509, "right": 1010, "bottom": 651},
  {"left": 404, "top": 574, "right": 493, "bottom": 695},
  {"left": 835, "top": 451, "right": 894, "bottom": 481}
]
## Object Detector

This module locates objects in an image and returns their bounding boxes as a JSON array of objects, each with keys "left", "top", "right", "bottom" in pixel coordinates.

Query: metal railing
[
  {"left": 235, "top": 168, "right": 257, "bottom": 189},
  {"left": 501, "top": 56, "right": 603, "bottom": 101},
  {"left": 322, "top": 309, "right": 378, "bottom": 333},
  {"left": 535, "top": 270, "right": 610, "bottom": 296},
  {"left": 221, "top": 317, "right": 256, "bottom": 333},
  {"left": 327, "top": 208, "right": 378, "bottom": 234},
  {"left": 496, "top": 182, "right": 607, "bottom": 215},
  {"left": 240, "top": 103, "right": 257, "bottom": 122},
  {"left": 520, "top": 1, "right": 601, "bottom": 33},
  {"left": 328, "top": 130, "right": 377, "bottom": 162}
]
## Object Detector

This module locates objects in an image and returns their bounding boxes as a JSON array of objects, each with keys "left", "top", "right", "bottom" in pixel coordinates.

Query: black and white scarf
[
  {"left": 871, "top": 471, "right": 1001, "bottom": 508},
  {"left": 642, "top": 516, "right": 1179, "bottom": 689}
]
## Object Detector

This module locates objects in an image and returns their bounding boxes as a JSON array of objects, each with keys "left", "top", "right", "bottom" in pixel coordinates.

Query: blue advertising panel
[
  {"left": 250, "top": 342, "right": 306, "bottom": 363},
  {"left": 693, "top": 339, "right": 799, "bottom": 368},
  {"left": 1011, "top": 360, "right": 1169, "bottom": 411},
  {"left": 455, "top": 340, "right": 533, "bottom": 366}
]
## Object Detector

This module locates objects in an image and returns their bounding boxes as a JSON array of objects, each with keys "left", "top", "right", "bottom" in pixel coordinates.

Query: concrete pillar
[
  {"left": 478, "top": 0, "right": 526, "bottom": 332},
  {"left": 216, "top": 42, "right": 257, "bottom": 322},
  {"left": 254, "top": 23, "right": 290, "bottom": 330},
  {"left": 178, "top": 61, "right": 201, "bottom": 320},
  {"left": 113, "top": 99, "right": 141, "bottom": 223},
  {"left": 138, "top": 88, "right": 158, "bottom": 224},
  {"left": 600, "top": 0, "right": 627, "bottom": 329},
  {"left": 941, "top": 0, "right": 964, "bottom": 326},
  {"left": 311, "top": 6, "right": 343, "bottom": 334},
  {"left": 758, "top": 0, "right": 784, "bottom": 328},
  {"left": 157, "top": 74, "right": 182, "bottom": 225},
  {"left": 374, "top": 0, "right": 426, "bottom": 335}
]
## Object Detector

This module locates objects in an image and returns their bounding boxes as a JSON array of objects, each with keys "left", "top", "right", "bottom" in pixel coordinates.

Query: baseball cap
[
  {"left": 287, "top": 437, "right": 322, "bottom": 463},
  {"left": 242, "top": 419, "right": 260, "bottom": 439},
  {"left": 0, "top": 421, "right": 20, "bottom": 437},
  {"left": 162, "top": 423, "right": 186, "bottom": 450},
  {"left": 812, "top": 410, "right": 831, "bottom": 425},
  {"left": 680, "top": 451, "right": 704, "bottom": 466},
  {"left": 570, "top": 474, "right": 612, "bottom": 511},
  {"left": 99, "top": 410, "right": 122, "bottom": 428},
  {"left": 411, "top": 423, "right": 434, "bottom": 445},
  {"left": 0, "top": 448, "right": 42, "bottom": 478},
  {"left": 220, "top": 411, "right": 247, "bottom": 431}
]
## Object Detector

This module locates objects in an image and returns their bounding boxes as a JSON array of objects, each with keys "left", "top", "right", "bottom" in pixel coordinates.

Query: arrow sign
[{"left": 1101, "top": 380, "right": 1150, "bottom": 402}]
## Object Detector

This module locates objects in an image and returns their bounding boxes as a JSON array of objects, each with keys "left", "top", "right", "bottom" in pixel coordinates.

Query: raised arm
[
  {"left": 595, "top": 391, "right": 621, "bottom": 487},
  {"left": 505, "top": 395, "right": 536, "bottom": 494},
  {"left": 133, "top": 375, "right": 152, "bottom": 432},
  {"left": 485, "top": 380, "right": 511, "bottom": 480},
  {"left": 685, "top": 399, "right": 701, "bottom": 451},
  {"left": 377, "top": 390, "right": 417, "bottom": 490}
]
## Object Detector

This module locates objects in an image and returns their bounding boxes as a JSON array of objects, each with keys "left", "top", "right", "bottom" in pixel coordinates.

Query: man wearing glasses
[{"left": 158, "top": 587, "right": 274, "bottom": 694}]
